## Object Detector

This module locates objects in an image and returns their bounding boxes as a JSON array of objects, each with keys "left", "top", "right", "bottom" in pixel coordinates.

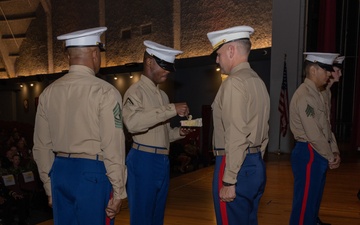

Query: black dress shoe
[{"left": 317, "top": 217, "right": 331, "bottom": 225}]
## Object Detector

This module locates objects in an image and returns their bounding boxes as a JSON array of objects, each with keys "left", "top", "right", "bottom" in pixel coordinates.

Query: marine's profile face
[
  {"left": 331, "top": 66, "right": 342, "bottom": 82},
  {"left": 315, "top": 66, "right": 331, "bottom": 86},
  {"left": 215, "top": 44, "right": 231, "bottom": 74},
  {"left": 150, "top": 57, "right": 170, "bottom": 85}
]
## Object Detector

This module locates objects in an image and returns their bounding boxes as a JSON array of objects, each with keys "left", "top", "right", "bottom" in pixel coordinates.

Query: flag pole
[{"left": 278, "top": 119, "right": 282, "bottom": 155}]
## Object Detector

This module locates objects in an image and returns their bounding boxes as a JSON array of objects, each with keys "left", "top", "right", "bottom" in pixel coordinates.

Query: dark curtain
[
  {"left": 352, "top": 39, "right": 360, "bottom": 150},
  {"left": 317, "top": 0, "right": 337, "bottom": 52},
  {"left": 316, "top": 0, "right": 338, "bottom": 131}
]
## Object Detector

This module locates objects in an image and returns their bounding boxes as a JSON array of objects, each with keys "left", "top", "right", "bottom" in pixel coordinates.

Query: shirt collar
[
  {"left": 230, "top": 62, "right": 250, "bottom": 75},
  {"left": 140, "top": 74, "right": 160, "bottom": 93},
  {"left": 304, "top": 78, "right": 320, "bottom": 93},
  {"left": 68, "top": 65, "right": 96, "bottom": 76}
]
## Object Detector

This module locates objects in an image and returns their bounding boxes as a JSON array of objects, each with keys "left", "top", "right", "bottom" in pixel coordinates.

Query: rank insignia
[
  {"left": 305, "top": 104, "right": 315, "bottom": 118},
  {"left": 113, "top": 103, "right": 122, "bottom": 128},
  {"left": 125, "top": 98, "right": 134, "bottom": 105}
]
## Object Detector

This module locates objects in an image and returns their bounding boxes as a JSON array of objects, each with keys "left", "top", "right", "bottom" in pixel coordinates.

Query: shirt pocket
[{"left": 316, "top": 104, "right": 329, "bottom": 128}]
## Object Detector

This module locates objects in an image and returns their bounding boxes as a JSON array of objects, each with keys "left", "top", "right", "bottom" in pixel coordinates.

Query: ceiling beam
[
  {"left": 0, "top": 13, "right": 36, "bottom": 21},
  {"left": 2, "top": 34, "right": 26, "bottom": 39},
  {"left": 0, "top": 33, "right": 15, "bottom": 78},
  {"left": 40, "top": 0, "right": 51, "bottom": 13}
]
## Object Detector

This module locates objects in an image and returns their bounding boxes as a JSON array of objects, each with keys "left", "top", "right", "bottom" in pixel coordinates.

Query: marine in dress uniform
[
  {"left": 33, "top": 27, "right": 127, "bottom": 225},
  {"left": 122, "top": 40, "right": 192, "bottom": 225},
  {"left": 317, "top": 56, "right": 344, "bottom": 225},
  {"left": 289, "top": 52, "right": 341, "bottom": 225},
  {"left": 207, "top": 26, "right": 270, "bottom": 225},
  {"left": 321, "top": 56, "right": 345, "bottom": 114}
]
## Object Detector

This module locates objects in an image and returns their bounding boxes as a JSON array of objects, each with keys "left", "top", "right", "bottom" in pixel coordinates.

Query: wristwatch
[{"left": 222, "top": 181, "right": 235, "bottom": 186}]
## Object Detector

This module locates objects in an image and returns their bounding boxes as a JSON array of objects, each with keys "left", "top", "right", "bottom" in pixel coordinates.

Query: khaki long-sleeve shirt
[
  {"left": 290, "top": 78, "right": 339, "bottom": 162},
  {"left": 212, "top": 62, "right": 270, "bottom": 184},
  {"left": 33, "top": 65, "right": 127, "bottom": 200},
  {"left": 122, "top": 75, "right": 183, "bottom": 148},
  {"left": 321, "top": 87, "right": 339, "bottom": 154}
]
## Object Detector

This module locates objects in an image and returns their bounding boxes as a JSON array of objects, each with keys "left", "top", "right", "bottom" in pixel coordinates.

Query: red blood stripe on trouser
[
  {"left": 299, "top": 144, "right": 314, "bottom": 225},
  {"left": 218, "top": 156, "right": 229, "bottom": 225}
]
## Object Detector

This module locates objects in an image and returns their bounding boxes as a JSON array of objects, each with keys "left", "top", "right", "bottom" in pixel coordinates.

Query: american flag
[{"left": 278, "top": 56, "right": 289, "bottom": 137}]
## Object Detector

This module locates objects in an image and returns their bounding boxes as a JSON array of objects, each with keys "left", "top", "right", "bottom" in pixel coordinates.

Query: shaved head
[{"left": 66, "top": 46, "right": 101, "bottom": 73}]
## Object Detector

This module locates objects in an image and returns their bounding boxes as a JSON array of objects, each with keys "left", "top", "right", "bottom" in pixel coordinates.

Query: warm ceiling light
[
  {"left": 30, "top": 83, "right": 34, "bottom": 86},
  {"left": 114, "top": 75, "right": 118, "bottom": 80},
  {"left": 129, "top": 75, "right": 133, "bottom": 79},
  {"left": 216, "top": 67, "right": 220, "bottom": 72},
  {"left": 20, "top": 84, "right": 23, "bottom": 88}
]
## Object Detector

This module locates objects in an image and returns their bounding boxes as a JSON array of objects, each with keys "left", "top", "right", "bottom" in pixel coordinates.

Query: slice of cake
[{"left": 180, "top": 118, "right": 202, "bottom": 127}]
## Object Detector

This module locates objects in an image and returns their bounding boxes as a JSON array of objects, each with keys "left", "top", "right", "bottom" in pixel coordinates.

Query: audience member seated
[
  {"left": 0, "top": 123, "right": 50, "bottom": 223},
  {"left": 170, "top": 142, "right": 192, "bottom": 173},
  {"left": 8, "top": 155, "right": 26, "bottom": 177},
  {"left": 16, "top": 138, "right": 31, "bottom": 168},
  {"left": 2, "top": 154, "right": 31, "bottom": 224},
  {"left": 0, "top": 179, "right": 29, "bottom": 225},
  {"left": 170, "top": 138, "right": 201, "bottom": 174},
  {"left": 1, "top": 147, "right": 17, "bottom": 170},
  {"left": 183, "top": 138, "right": 200, "bottom": 171},
  {"left": 10, "top": 154, "right": 39, "bottom": 191}
]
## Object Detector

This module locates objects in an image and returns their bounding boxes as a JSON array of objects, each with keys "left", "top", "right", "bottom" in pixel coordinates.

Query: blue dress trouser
[
  {"left": 289, "top": 142, "right": 328, "bottom": 225},
  {"left": 50, "top": 156, "right": 113, "bottom": 225},
  {"left": 126, "top": 148, "right": 170, "bottom": 225},
  {"left": 213, "top": 152, "right": 266, "bottom": 225}
]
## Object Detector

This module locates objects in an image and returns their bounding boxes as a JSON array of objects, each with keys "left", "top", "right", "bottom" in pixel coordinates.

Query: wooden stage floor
[{"left": 37, "top": 151, "right": 360, "bottom": 225}]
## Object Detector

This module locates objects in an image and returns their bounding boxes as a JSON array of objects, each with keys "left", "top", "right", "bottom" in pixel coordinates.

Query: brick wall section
[
  {"left": 51, "top": 0, "right": 101, "bottom": 72},
  {"left": 105, "top": 0, "right": 174, "bottom": 66},
  {"left": 14, "top": 0, "right": 271, "bottom": 76},
  {"left": 15, "top": 6, "right": 48, "bottom": 76},
  {"left": 180, "top": 0, "right": 272, "bottom": 58}
]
